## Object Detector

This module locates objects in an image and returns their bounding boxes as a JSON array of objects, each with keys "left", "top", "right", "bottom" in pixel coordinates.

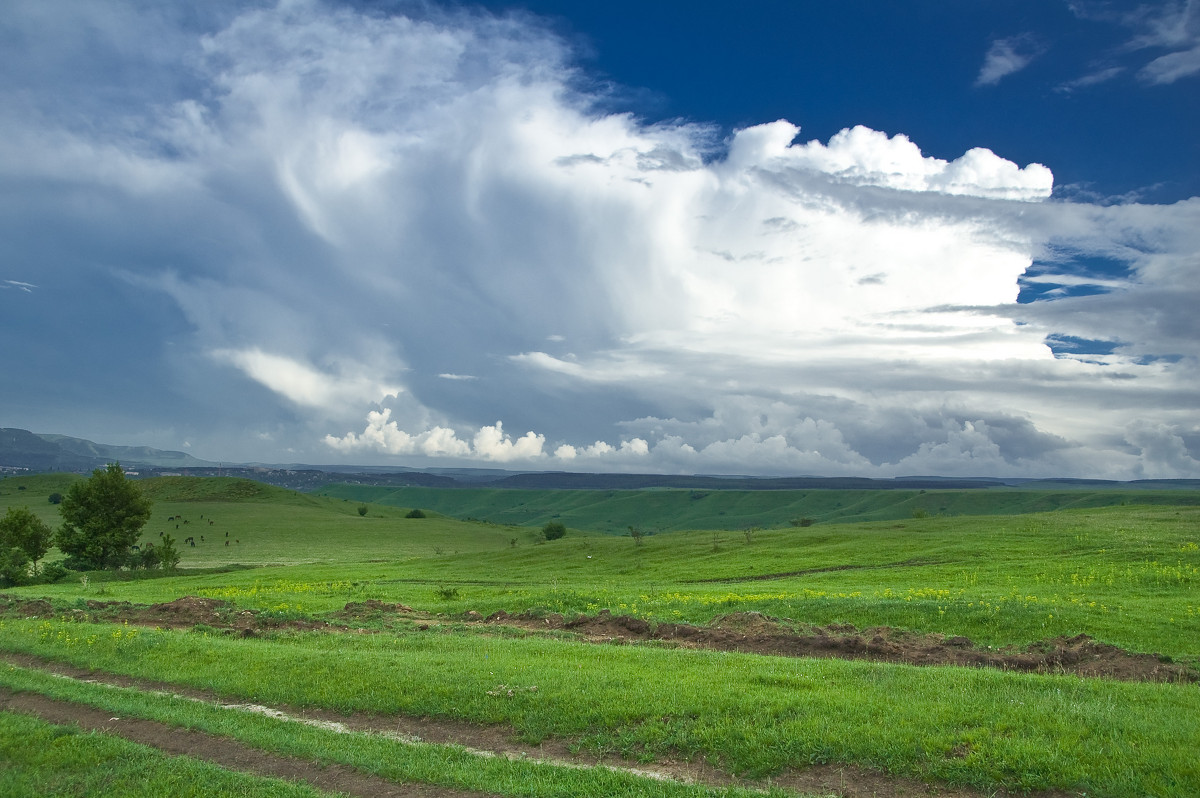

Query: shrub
[
  {"left": 37, "top": 561, "right": 72, "bottom": 583},
  {"left": 357, "top": 504, "right": 368, "bottom": 516},
  {"left": 542, "top": 521, "right": 566, "bottom": 541},
  {"left": 790, "top": 517, "right": 815, "bottom": 527},
  {"left": 48, "top": 492, "right": 63, "bottom": 505},
  {"left": 434, "top": 586, "right": 460, "bottom": 601},
  {"left": 405, "top": 508, "right": 426, "bottom": 519}
]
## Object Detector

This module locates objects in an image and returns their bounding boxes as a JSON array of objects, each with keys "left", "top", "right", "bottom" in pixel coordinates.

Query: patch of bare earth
[
  {"left": 4, "top": 593, "right": 1194, "bottom": 683},
  {"left": 0, "top": 652, "right": 1075, "bottom": 798},
  {"left": 477, "top": 609, "right": 1197, "bottom": 683}
]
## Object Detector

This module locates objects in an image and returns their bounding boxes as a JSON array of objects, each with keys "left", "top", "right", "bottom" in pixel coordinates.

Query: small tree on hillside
[
  {"left": 0, "top": 507, "right": 53, "bottom": 567},
  {"left": 542, "top": 521, "right": 566, "bottom": 541},
  {"left": 56, "top": 463, "right": 152, "bottom": 570}
]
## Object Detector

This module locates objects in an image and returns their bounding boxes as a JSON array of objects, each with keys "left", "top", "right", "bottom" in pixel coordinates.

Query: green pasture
[
  {"left": 2, "top": 473, "right": 1199, "bottom": 796},
  {"left": 0, "top": 709, "right": 335, "bottom": 798},
  {"left": 318, "top": 482, "right": 1200, "bottom": 531},
  {"left": 1, "top": 617, "right": 1197, "bottom": 795}
]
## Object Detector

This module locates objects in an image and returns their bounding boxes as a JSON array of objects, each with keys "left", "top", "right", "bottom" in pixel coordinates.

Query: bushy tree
[
  {"left": 0, "top": 507, "right": 53, "bottom": 564},
  {"left": 0, "top": 546, "right": 29, "bottom": 587},
  {"left": 542, "top": 521, "right": 566, "bottom": 541},
  {"left": 56, "top": 463, "right": 152, "bottom": 570}
]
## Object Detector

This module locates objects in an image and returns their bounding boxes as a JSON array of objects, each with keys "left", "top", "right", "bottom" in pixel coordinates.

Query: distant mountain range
[
  {"left": 1, "top": 428, "right": 216, "bottom": 472},
  {"left": 3, "top": 427, "right": 1198, "bottom": 492}
]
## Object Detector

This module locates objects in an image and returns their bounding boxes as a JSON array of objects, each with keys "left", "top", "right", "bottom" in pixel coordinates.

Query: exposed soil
[
  {"left": 3, "top": 594, "right": 1194, "bottom": 683},
  {"left": 486, "top": 609, "right": 1198, "bottom": 683},
  {"left": 0, "top": 652, "right": 1077, "bottom": 798}
]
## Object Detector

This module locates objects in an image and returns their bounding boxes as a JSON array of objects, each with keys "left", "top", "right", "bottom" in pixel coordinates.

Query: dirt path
[
  {"left": 0, "top": 685, "right": 490, "bottom": 798},
  {"left": 0, "top": 652, "right": 1075, "bottom": 798}
]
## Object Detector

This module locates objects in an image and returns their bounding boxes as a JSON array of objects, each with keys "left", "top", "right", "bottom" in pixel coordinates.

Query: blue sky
[{"left": 2, "top": 0, "right": 1198, "bottom": 478}]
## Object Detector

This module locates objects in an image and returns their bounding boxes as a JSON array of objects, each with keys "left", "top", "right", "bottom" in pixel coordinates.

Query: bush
[
  {"left": 48, "top": 492, "right": 63, "bottom": 505},
  {"left": 157, "top": 533, "right": 180, "bottom": 570},
  {"left": 405, "top": 508, "right": 426, "bottom": 519},
  {"left": 790, "top": 517, "right": 815, "bottom": 527},
  {"left": 357, "top": 504, "right": 368, "bottom": 516},
  {"left": 0, "top": 546, "right": 30, "bottom": 587},
  {"left": 37, "top": 561, "right": 72, "bottom": 583},
  {"left": 542, "top": 521, "right": 566, "bottom": 541}
]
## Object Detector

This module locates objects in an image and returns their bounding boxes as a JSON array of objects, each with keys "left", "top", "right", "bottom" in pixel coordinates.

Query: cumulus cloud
[
  {"left": 976, "top": 34, "right": 1045, "bottom": 86},
  {"left": 3, "top": 0, "right": 1197, "bottom": 477}
]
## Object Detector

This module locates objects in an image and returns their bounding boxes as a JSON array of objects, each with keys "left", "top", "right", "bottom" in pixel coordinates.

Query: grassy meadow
[{"left": 1, "top": 473, "right": 1199, "bottom": 796}]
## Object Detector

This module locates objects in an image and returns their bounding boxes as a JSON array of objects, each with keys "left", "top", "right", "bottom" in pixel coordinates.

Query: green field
[
  {"left": 317, "top": 482, "right": 1200, "bottom": 531},
  {"left": 2, "top": 473, "right": 1198, "bottom": 797}
]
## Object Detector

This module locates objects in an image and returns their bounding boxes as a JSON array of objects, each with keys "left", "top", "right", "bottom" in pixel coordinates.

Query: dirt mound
[
  {"left": 486, "top": 611, "right": 1197, "bottom": 683},
  {"left": 336, "top": 599, "right": 413, "bottom": 619}
]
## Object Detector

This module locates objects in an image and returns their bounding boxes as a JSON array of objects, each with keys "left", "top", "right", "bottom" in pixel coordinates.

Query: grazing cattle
[
  {"left": 200, "top": 535, "right": 204, "bottom": 542},
  {"left": 131, "top": 545, "right": 140, "bottom": 552},
  {"left": 225, "top": 540, "right": 229, "bottom": 546},
  {"left": 167, "top": 516, "right": 174, "bottom": 522},
  {"left": 209, "top": 520, "right": 214, "bottom": 525}
]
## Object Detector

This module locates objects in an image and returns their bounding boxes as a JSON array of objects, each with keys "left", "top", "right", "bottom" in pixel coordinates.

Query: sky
[{"left": 1, "top": 0, "right": 1198, "bottom": 479}]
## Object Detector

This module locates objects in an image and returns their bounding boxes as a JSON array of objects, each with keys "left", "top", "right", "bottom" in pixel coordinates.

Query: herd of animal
[{"left": 160, "top": 514, "right": 240, "bottom": 546}]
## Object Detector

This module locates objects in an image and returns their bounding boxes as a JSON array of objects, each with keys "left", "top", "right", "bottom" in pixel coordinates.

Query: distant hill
[
  {"left": 1, "top": 428, "right": 215, "bottom": 472},
  {"left": 487, "top": 472, "right": 1007, "bottom": 490}
]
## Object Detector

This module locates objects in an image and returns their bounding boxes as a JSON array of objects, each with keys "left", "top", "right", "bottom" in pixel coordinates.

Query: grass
[
  {"left": 1, "top": 615, "right": 1198, "bottom": 794},
  {"left": 2, "top": 474, "right": 1199, "bottom": 796},
  {"left": 0, "top": 708, "right": 334, "bottom": 798},
  {"left": 0, "top": 663, "right": 798, "bottom": 798},
  {"left": 317, "top": 483, "right": 1200, "bottom": 530},
  {"left": 15, "top": 503, "right": 1199, "bottom": 660}
]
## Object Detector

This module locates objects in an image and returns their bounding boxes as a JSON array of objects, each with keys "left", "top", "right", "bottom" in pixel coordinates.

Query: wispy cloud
[
  {"left": 1068, "top": 0, "right": 1200, "bottom": 85},
  {"left": 975, "top": 34, "right": 1045, "bottom": 87},
  {"left": 2, "top": 280, "right": 36, "bottom": 293}
]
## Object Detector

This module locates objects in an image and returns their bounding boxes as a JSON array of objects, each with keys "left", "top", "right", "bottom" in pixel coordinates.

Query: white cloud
[
  {"left": 976, "top": 34, "right": 1045, "bottom": 86},
  {"left": 212, "top": 348, "right": 402, "bottom": 411},
  {"left": 1071, "top": 0, "right": 1200, "bottom": 85}
]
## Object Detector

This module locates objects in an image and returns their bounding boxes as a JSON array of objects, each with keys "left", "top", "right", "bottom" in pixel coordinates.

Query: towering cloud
[{"left": 2, "top": 0, "right": 1198, "bottom": 477}]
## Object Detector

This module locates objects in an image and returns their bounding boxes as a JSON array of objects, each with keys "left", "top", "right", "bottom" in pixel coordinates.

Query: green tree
[
  {"left": 56, "top": 463, "right": 152, "bottom": 570},
  {"left": 0, "top": 546, "right": 29, "bottom": 587},
  {"left": 0, "top": 507, "right": 53, "bottom": 566},
  {"left": 542, "top": 521, "right": 566, "bottom": 541}
]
